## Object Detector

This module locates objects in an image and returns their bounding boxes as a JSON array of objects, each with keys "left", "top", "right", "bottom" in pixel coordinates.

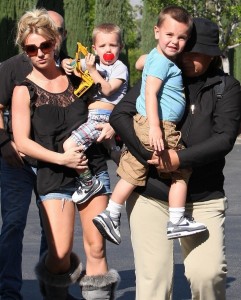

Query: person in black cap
[{"left": 109, "top": 17, "right": 241, "bottom": 299}]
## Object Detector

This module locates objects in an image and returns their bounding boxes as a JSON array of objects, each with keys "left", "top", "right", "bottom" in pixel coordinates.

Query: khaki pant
[
  {"left": 126, "top": 193, "right": 227, "bottom": 300},
  {"left": 117, "top": 114, "right": 190, "bottom": 186}
]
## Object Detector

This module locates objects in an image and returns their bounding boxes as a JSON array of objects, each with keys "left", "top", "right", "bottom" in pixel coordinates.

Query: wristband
[{"left": 0, "top": 138, "right": 11, "bottom": 148}]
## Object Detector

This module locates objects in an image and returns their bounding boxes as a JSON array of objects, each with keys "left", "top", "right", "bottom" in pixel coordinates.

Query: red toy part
[{"left": 103, "top": 53, "right": 115, "bottom": 61}]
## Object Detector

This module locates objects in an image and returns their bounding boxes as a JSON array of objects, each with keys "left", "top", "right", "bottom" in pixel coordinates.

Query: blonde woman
[{"left": 12, "top": 8, "right": 119, "bottom": 300}]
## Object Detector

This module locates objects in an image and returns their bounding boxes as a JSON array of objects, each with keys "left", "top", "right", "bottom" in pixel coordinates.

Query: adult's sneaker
[
  {"left": 72, "top": 176, "right": 103, "bottom": 204},
  {"left": 93, "top": 210, "right": 121, "bottom": 245},
  {"left": 167, "top": 215, "right": 207, "bottom": 239}
]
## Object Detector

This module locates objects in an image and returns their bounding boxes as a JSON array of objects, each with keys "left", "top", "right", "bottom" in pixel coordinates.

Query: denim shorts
[{"left": 38, "top": 170, "right": 111, "bottom": 203}]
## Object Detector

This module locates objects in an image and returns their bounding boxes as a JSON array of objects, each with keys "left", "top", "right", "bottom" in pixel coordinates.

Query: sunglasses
[
  {"left": 23, "top": 40, "right": 53, "bottom": 57},
  {"left": 57, "top": 27, "right": 65, "bottom": 35}
]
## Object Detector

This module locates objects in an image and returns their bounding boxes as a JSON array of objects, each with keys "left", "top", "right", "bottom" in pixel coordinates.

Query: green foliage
[
  {"left": 233, "top": 45, "right": 241, "bottom": 82},
  {"left": 0, "top": 0, "right": 36, "bottom": 60},
  {"left": 128, "top": 48, "right": 142, "bottom": 87},
  {"left": 140, "top": 0, "right": 156, "bottom": 53},
  {"left": 64, "top": 0, "right": 92, "bottom": 56},
  {"left": 94, "top": 0, "right": 138, "bottom": 50}
]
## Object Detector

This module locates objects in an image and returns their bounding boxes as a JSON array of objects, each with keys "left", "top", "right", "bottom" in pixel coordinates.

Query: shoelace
[
  {"left": 75, "top": 178, "right": 92, "bottom": 194},
  {"left": 183, "top": 215, "right": 195, "bottom": 223}
]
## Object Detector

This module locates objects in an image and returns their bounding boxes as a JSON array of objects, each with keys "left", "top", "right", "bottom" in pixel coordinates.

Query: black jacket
[{"left": 110, "top": 69, "right": 241, "bottom": 202}]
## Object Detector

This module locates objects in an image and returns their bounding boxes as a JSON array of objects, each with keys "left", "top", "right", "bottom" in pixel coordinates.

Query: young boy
[
  {"left": 63, "top": 23, "right": 128, "bottom": 203},
  {"left": 93, "top": 6, "right": 207, "bottom": 245}
]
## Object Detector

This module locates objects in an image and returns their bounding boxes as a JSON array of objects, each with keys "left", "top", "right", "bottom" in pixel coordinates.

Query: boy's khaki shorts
[{"left": 117, "top": 114, "right": 191, "bottom": 186}]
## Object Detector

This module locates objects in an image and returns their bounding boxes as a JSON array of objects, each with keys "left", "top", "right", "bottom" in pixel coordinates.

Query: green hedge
[{"left": 233, "top": 45, "right": 241, "bottom": 83}]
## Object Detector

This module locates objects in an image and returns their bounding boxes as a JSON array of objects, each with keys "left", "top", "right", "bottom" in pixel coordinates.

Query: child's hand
[
  {"left": 95, "top": 123, "right": 115, "bottom": 142},
  {"left": 61, "top": 58, "right": 75, "bottom": 75},
  {"left": 85, "top": 53, "right": 97, "bottom": 73},
  {"left": 149, "top": 126, "right": 164, "bottom": 153}
]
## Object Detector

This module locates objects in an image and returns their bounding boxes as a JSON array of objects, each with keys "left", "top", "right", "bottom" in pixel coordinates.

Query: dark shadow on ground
[
  {"left": 226, "top": 276, "right": 236, "bottom": 289},
  {"left": 173, "top": 264, "right": 191, "bottom": 299}
]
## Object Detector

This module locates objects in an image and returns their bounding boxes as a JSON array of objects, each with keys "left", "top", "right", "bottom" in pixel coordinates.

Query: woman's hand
[
  {"left": 95, "top": 123, "right": 115, "bottom": 142},
  {"left": 147, "top": 149, "right": 180, "bottom": 172},
  {"left": 61, "top": 146, "right": 88, "bottom": 170}
]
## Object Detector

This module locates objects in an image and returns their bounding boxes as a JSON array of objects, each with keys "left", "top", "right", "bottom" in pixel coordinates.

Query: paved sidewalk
[{"left": 1, "top": 143, "right": 241, "bottom": 299}]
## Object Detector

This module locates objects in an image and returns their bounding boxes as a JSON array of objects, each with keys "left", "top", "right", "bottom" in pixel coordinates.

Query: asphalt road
[{"left": 1, "top": 142, "right": 241, "bottom": 299}]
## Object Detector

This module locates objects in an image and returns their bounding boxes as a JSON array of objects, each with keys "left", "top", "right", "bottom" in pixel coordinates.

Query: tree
[
  {"left": 63, "top": 0, "right": 93, "bottom": 56},
  {"left": 0, "top": 0, "right": 36, "bottom": 61},
  {"left": 140, "top": 0, "right": 156, "bottom": 53},
  {"left": 205, "top": 0, "right": 241, "bottom": 73},
  {"left": 37, "top": 0, "right": 94, "bottom": 56}
]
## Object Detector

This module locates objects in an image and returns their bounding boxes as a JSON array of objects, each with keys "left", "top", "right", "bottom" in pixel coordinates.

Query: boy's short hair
[
  {"left": 92, "top": 23, "right": 123, "bottom": 45},
  {"left": 157, "top": 5, "right": 193, "bottom": 34}
]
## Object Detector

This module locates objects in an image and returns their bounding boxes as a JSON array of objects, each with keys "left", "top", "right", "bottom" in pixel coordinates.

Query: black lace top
[{"left": 22, "top": 78, "right": 107, "bottom": 195}]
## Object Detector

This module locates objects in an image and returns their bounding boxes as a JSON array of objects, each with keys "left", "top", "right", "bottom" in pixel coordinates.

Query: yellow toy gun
[{"left": 71, "top": 42, "right": 95, "bottom": 97}]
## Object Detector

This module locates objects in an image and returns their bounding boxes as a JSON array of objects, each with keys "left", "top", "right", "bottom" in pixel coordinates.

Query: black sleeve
[
  {"left": 0, "top": 61, "right": 15, "bottom": 107},
  {"left": 0, "top": 55, "right": 32, "bottom": 107},
  {"left": 59, "top": 49, "right": 70, "bottom": 61},
  {"left": 179, "top": 76, "right": 241, "bottom": 168},
  {"left": 110, "top": 79, "right": 152, "bottom": 166}
]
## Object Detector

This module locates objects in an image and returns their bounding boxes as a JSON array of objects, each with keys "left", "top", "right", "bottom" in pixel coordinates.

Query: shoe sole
[
  {"left": 93, "top": 216, "right": 121, "bottom": 245},
  {"left": 167, "top": 227, "right": 207, "bottom": 240},
  {"left": 72, "top": 181, "right": 104, "bottom": 204}
]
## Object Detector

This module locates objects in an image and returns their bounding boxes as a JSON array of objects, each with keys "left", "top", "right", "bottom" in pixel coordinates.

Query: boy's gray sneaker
[
  {"left": 167, "top": 215, "right": 207, "bottom": 239},
  {"left": 93, "top": 210, "right": 121, "bottom": 245},
  {"left": 72, "top": 176, "right": 103, "bottom": 204}
]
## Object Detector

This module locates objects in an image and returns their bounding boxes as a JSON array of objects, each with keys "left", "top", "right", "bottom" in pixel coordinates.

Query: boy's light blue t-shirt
[{"left": 136, "top": 48, "right": 185, "bottom": 122}]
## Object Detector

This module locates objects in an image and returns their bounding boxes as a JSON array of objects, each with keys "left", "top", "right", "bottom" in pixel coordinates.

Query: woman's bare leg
[{"left": 78, "top": 194, "right": 108, "bottom": 275}]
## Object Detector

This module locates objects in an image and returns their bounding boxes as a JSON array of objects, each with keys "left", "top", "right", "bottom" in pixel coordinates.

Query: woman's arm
[
  {"left": 12, "top": 85, "right": 86, "bottom": 170},
  {"left": 110, "top": 80, "right": 152, "bottom": 166}
]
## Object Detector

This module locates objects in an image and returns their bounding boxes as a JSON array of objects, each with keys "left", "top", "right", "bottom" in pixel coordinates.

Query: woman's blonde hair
[{"left": 16, "top": 8, "right": 59, "bottom": 49}]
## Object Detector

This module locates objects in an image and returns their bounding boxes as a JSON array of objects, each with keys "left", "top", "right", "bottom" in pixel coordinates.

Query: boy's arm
[
  {"left": 86, "top": 54, "right": 127, "bottom": 96},
  {"left": 145, "top": 75, "right": 164, "bottom": 152},
  {"left": 135, "top": 54, "right": 147, "bottom": 71},
  {"left": 61, "top": 58, "right": 74, "bottom": 75}
]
